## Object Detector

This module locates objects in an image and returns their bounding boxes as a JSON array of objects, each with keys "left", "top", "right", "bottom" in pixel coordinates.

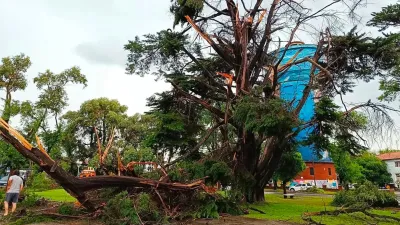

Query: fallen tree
[
  {"left": 0, "top": 118, "right": 211, "bottom": 212},
  {"left": 302, "top": 208, "right": 400, "bottom": 223}
]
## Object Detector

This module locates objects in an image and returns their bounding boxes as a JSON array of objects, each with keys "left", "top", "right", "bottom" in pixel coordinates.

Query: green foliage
[
  {"left": 367, "top": 4, "right": 400, "bottom": 31},
  {"left": 7, "top": 214, "right": 54, "bottom": 225},
  {"left": 0, "top": 188, "right": 4, "bottom": 210},
  {"left": 305, "top": 186, "right": 325, "bottom": 194},
  {"left": 123, "top": 147, "right": 156, "bottom": 163},
  {"left": 58, "top": 203, "right": 76, "bottom": 215},
  {"left": 62, "top": 98, "right": 129, "bottom": 160},
  {"left": 188, "top": 193, "right": 243, "bottom": 219},
  {"left": 169, "top": 160, "right": 233, "bottom": 186},
  {"left": 144, "top": 91, "right": 204, "bottom": 159},
  {"left": 103, "top": 191, "right": 140, "bottom": 225},
  {"left": 135, "top": 193, "right": 161, "bottom": 222},
  {"left": 20, "top": 192, "right": 41, "bottom": 208},
  {"left": 234, "top": 96, "right": 296, "bottom": 137},
  {"left": 30, "top": 172, "right": 59, "bottom": 191},
  {"left": 332, "top": 182, "right": 398, "bottom": 208},
  {"left": 329, "top": 27, "right": 400, "bottom": 92},
  {"left": 329, "top": 143, "right": 364, "bottom": 186},
  {"left": 0, "top": 142, "right": 29, "bottom": 172},
  {"left": 103, "top": 191, "right": 163, "bottom": 225},
  {"left": 33, "top": 67, "right": 87, "bottom": 116},
  {"left": 215, "top": 196, "right": 244, "bottom": 216},
  {"left": 273, "top": 146, "right": 305, "bottom": 185},
  {"left": 379, "top": 149, "right": 400, "bottom": 154},
  {"left": 124, "top": 30, "right": 189, "bottom": 76},
  {"left": 192, "top": 193, "right": 219, "bottom": 219},
  {"left": 205, "top": 161, "right": 233, "bottom": 186},
  {"left": 306, "top": 97, "right": 368, "bottom": 156},
  {"left": 355, "top": 153, "right": 392, "bottom": 186},
  {"left": 0, "top": 54, "right": 31, "bottom": 121},
  {"left": 171, "top": 0, "right": 204, "bottom": 27}
]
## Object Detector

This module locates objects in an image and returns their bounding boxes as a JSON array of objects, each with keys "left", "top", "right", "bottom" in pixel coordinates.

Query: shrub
[
  {"left": 0, "top": 188, "right": 4, "bottom": 210},
  {"left": 193, "top": 196, "right": 219, "bottom": 219},
  {"left": 30, "top": 172, "right": 58, "bottom": 191},
  {"left": 215, "top": 196, "right": 243, "bottom": 216},
  {"left": 136, "top": 193, "right": 162, "bottom": 222},
  {"left": 58, "top": 203, "right": 76, "bottom": 215},
  {"left": 20, "top": 192, "right": 41, "bottom": 207},
  {"left": 102, "top": 191, "right": 140, "bottom": 225},
  {"left": 305, "top": 186, "right": 325, "bottom": 194},
  {"left": 332, "top": 182, "right": 398, "bottom": 208}
]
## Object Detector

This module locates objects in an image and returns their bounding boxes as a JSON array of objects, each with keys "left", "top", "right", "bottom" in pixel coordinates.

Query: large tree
[
  {"left": 272, "top": 145, "right": 305, "bottom": 194},
  {"left": 329, "top": 143, "right": 364, "bottom": 189},
  {"left": 0, "top": 54, "right": 31, "bottom": 171},
  {"left": 355, "top": 153, "right": 393, "bottom": 187},
  {"left": 124, "top": 0, "right": 392, "bottom": 201}
]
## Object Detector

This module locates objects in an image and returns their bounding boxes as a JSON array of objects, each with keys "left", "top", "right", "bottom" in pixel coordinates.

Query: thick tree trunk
[
  {"left": 273, "top": 179, "right": 278, "bottom": 190},
  {"left": 249, "top": 185, "right": 265, "bottom": 202},
  {"left": 237, "top": 131, "right": 287, "bottom": 203}
]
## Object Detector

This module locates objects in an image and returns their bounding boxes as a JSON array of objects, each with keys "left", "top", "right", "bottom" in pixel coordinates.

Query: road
[{"left": 266, "top": 190, "right": 400, "bottom": 201}]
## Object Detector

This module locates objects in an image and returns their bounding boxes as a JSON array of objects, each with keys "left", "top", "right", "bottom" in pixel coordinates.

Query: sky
[{"left": 0, "top": 0, "right": 398, "bottom": 150}]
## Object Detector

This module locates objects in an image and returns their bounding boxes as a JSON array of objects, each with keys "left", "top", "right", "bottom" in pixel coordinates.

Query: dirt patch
[
  {"left": 15, "top": 221, "right": 102, "bottom": 225},
  {"left": 6, "top": 217, "right": 296, "bottom": 225}
]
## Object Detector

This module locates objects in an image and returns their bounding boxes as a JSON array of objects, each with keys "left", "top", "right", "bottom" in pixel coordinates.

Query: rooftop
[{"left": 377, "top": 152, "right": 400, "bottom": 161}]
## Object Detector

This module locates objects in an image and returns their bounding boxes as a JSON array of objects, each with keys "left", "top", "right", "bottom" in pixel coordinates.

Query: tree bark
[
  {"left": 251, "top": 185, "right": 265, "bottom": 202},
  {"left": 273, "top": 179, "right": 278, "bottom": 190},
  {"left": 282, "top": 181, "right": 287, "bottom": 194}
]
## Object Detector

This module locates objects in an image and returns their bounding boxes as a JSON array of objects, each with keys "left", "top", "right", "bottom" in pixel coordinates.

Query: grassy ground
[
  {"left": 247, "top": 193, "right": 400, "bottom": 224},
  {"left": 33, "top": 189, "right": 75, "bottom": 202},
  {"left": 28, "top": 189, "right": 400, "bottom": 224}
]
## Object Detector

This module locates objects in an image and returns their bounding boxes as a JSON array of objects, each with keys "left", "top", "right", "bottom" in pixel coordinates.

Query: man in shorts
[{"left": 4, "top": 170, "right": 23, "bottom": 216}]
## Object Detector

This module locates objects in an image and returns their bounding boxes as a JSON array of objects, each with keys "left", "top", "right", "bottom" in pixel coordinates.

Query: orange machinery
[{"left": 79, "top": 167, "right": 96, "bottom": 178}]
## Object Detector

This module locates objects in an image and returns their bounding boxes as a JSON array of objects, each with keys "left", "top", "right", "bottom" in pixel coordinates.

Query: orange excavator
[{"left": 79, "top": 167, "right": 96, "bottom": 178}]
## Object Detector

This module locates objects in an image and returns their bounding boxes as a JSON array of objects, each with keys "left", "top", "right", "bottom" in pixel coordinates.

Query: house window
[
  {"left": 395, "top": 161, "right": 400, "bottom": 167},
  {"left": 328, "top": 168, "right": 332, "bottom": 176},
  {"left": 310, "top": 167, "right": 314, "bottom": 176}
]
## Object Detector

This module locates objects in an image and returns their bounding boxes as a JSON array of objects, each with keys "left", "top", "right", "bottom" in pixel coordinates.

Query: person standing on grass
[{"left": 3, "top": 170, "right": 23, "bottom": 216}]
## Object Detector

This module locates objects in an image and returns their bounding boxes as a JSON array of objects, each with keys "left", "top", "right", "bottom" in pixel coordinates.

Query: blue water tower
[{"left": 276, "top": 44, "right": 331, "bottom": 162}]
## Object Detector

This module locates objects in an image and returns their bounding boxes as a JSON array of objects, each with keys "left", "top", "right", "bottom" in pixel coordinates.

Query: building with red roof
[{"left": 377, "top": 152, "right": 400, "bottom": 187}]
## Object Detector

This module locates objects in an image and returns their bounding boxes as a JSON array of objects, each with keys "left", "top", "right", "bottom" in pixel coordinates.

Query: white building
[{"left": 378, "top": 152, "right": 400, "bottom": 187}]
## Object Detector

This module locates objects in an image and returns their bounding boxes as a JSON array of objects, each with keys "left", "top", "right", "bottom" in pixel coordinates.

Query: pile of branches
[
  {"left": 302, "top": 207, "right": 400, "bottom": 225},
  {"left": 0, "top": 118, "right": 220, "bottom": 218}
]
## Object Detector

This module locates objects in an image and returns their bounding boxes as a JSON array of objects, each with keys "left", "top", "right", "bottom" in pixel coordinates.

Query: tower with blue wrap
[{"left": 276, "top": 44, "right": 332, "bottom": 163}]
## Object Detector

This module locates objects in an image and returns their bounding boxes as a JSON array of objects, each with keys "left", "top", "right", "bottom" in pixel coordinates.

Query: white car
[{"left": 289, "top": 183, "right": 313, "bottom": 192}]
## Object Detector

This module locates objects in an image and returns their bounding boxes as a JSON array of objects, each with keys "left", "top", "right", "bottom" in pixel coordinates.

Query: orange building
[{"left": 294, "top": 161, "right": 338, "bottom": 188}]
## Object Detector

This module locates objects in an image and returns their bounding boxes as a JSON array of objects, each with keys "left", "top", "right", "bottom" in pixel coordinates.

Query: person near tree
[{"left": 3, "top": 170, "right": 24, "bottom": 216}]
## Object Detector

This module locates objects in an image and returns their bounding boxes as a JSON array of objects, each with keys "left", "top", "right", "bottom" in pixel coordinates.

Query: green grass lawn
[
  {"left": 33, "top": 189, "right": 76, "bottom": 202},
  {"left": 246, "top": 193, "right": 400, "bottom": 224}
]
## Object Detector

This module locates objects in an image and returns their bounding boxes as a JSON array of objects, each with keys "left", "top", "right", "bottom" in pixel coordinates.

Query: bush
[
  {"left": 305, "top": 186, "right": 325, "bottom": 194},
  {"left": 332, "top": 182, "right": 398, "bottom": 208},
  {"left": 20, "top": 192, "right": 41, "bottom": 207},
  {"left": 0, "top": 188, "right": 4, "bottom": 210},
  {"left": 30, "top": 172, "right": 58, "bottom": 191},
  {"left": 103, "top": 191, "right": 140, "bottom": 225},
  {"left": 58, "top": 203, "right": 76, "bottom": 215},
  {"left": 193, "top": 194, "right": 219, "bottom": 219}
]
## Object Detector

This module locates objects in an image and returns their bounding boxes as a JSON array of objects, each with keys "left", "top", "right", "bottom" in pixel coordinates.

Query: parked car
[
  {"left": 0, "top": 176, "right": 9, "bottom": 187},
  {"left": 289, "top": 183, "right": 313, "bottom": 192}
]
